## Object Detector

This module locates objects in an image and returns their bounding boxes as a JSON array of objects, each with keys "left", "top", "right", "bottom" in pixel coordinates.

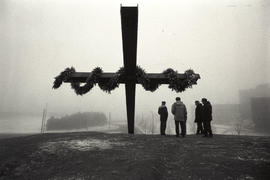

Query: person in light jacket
[
  {"left": 158, "top": 101, "right": 168, "bottom": 135},
  {"left": 171, "top": 97, "right": 187, "bottom": 137}
]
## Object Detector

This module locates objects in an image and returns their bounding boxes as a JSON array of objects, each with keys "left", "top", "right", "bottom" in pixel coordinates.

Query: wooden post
[
  {"left": 108, "top": 112, "right": 111, "bottom": 129},
  {"left": 151, "top": 111, "right": 154, "bottom": 134},
  {"left": 41, "top": 109, "right": 45, "bottom": 133},
  {"left": 86, "top": 116, "right": 88, "bottom": 131},
  {"left": 142, "top": 112, "right": 146, "bottom": 134}
]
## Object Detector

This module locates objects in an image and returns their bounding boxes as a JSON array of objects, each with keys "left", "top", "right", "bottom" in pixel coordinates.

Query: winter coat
[
  {"left": 202, "top": 101, "right": 212, "bottom": 122},
  {"left": 195, "top": 103, "right": 203, "bottom": 123},
  {"left": 171, "top": 101, "right": 187, "bottom": 121},
  {"left": 158, "top": 105, "right": 168, "bottom": 121}
]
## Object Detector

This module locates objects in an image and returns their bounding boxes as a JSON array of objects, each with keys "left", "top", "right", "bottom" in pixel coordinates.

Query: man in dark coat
[
  {"left": 194, "top": 100, "right": 204, "bottom": 134},
  {"left": 158, "top": 101, "right": 168, "bottom": 135},
  {"left": 202, "top": 98, "right": 213, "bottom": 137}
]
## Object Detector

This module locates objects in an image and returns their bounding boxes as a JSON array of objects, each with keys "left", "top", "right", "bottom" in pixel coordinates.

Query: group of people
[{"left": 158, "top": 97, "right": 213, "bottom": 137}]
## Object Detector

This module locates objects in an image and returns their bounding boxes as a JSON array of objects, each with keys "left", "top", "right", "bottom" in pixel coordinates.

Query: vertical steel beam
[{"left": 121, "top": 6, "right": 138, "bottom": 134}]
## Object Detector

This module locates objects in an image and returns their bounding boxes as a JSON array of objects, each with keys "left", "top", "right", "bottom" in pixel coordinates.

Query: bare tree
[
  {"left": 234, "top": 123, "right": 242, "bottom": 135},
  {"left": 233, "top": 113, "right": 244, "bottom": 135}
]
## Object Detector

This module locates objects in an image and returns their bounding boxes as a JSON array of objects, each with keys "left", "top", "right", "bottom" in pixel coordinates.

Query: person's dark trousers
[
  {"left": 203, "top": 121, "right": 213, "bottom": 136},
  {"left": 196, "top": 122, "right": 203, "bottom": 134},
  {"left": 160, "top": 120, "right": 167, "bottom": 135},
  {"left": 180, "top": 121, "right": 186, "bottom": 137},
  {"left": 175, "top": 121, "right": 180, "bottom": 136},
  {"left": 208, "top": 121, "right": 213, "bottom": 136}
]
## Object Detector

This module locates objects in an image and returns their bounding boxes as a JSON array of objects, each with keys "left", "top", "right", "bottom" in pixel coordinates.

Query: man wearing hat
[{"left": 158, "top": 101, "right": 168, "bottom": 135}]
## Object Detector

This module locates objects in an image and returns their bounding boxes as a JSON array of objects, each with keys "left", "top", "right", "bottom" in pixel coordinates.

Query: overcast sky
[{"left": 0, "top": 0, "right": 269, "bottom": 119}]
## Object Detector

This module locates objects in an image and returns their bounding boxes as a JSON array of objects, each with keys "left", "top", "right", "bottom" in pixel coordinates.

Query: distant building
[
  {"left": 251, "top": 97, "right": 270, "bottom": 131},
  {"left": 239, "top": 84, "right": 270, "bottom": 132}
]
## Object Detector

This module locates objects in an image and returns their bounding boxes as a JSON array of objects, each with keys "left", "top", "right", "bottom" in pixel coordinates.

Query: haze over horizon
[{"left": 0, "top": 0, "right": 269, "bottom": 120}]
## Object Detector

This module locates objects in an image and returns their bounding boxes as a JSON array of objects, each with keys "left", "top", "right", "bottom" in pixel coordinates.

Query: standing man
[
  {"left": 202, "top": 98, "right": 213, "bottom": 137},
  {"left": 194, "top": 100, "right": 204, "bottom": 135},
  {"left": 171, "top": 97, "right": 187, "bottom": 137},
  {"left": 158, "top": 101, "right": 168, "bottom": 135}
]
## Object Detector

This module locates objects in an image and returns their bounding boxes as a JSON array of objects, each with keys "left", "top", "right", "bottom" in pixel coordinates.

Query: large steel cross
[{"left": 63, "top": 6, "right": 200, "bottom": 134}]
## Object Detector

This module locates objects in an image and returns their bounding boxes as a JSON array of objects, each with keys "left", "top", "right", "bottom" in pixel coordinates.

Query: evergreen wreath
[{"left": 53, "top": 66, "right": 199, "bottom": 95}]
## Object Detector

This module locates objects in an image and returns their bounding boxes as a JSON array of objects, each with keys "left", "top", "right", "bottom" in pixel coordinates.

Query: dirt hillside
[{"left": 0, "top": 132, "right": 269, "bottom": 180}]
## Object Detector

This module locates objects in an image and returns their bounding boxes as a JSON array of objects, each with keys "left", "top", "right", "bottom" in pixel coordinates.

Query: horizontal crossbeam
[{"left": 63, "top": 72, "right": 200, "bottom": 84}]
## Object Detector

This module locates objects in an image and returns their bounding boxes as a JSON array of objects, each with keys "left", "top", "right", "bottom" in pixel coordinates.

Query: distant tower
[{"left": 41, "top": 104, "right": 48, "bottom": 133}]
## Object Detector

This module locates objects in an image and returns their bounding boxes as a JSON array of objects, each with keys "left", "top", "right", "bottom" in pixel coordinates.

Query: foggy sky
[{"left": 0, "top": 0, "right": 269, "bottom": 120}]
